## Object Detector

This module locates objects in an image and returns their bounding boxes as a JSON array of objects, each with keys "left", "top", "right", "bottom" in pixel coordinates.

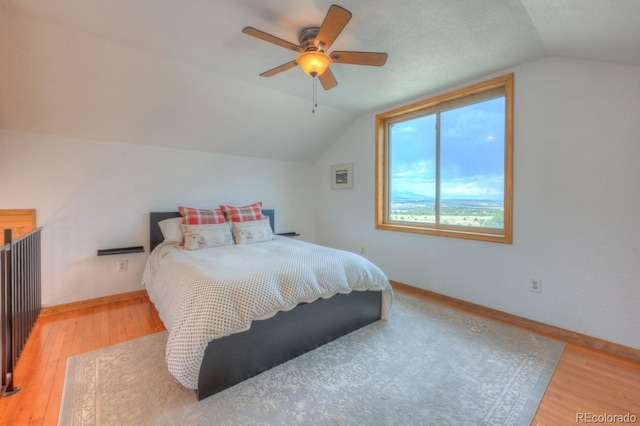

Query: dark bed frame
[{"left": 149, "top": 211, "right": 383, "bottom": 400}]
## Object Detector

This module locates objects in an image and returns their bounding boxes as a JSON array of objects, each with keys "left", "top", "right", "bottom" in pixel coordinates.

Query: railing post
[
  {"left": 1, "top": 228, "right": 19, "bottom": 397},
  {"left": 0, "top": 235, "right": 6, "bottom": 393}
]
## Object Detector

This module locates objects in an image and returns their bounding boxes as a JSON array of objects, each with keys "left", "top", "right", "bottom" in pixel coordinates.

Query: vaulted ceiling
[{"left": 1, "top": 0, "right": 639, "bottom": 162}]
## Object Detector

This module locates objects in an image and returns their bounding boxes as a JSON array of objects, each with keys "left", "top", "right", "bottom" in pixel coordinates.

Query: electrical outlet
[
  {"left": 117, "top": 260, "right": 128, "bottom": 272},
  {"left": 530, "top": 279, "right": 541, "bottom": 293},
  {"left": 360, "top": 247, "right": 365, "bottom": 254}
]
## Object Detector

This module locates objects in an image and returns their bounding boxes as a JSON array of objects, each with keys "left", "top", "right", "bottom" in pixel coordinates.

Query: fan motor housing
[{"left": 298, "top": 26, "right": 322, "bottom": 51}]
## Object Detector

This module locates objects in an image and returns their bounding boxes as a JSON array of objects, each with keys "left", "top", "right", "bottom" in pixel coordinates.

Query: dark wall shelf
[{"left": 97, "top": 246, "right": 145, "bottom": 256}]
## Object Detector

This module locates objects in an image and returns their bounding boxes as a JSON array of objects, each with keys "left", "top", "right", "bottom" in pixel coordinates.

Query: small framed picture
[{"left": 331, "top": 163, "right": 353, "bottom": 189}]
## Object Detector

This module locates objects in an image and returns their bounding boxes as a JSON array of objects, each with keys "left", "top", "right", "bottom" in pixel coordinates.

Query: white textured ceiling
[{"left": 1, "top": 0, "right": 639, "bottom": 162}]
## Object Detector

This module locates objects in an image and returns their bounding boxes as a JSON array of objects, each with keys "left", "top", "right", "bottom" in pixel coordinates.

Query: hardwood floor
[
  {"left": 533, "top": 344, "right": 640, "bottom": 425},
  {"left": 0, "top": 295, "right": 165, "bottom": 425},
  {"left": 0, "top": 291, "right": 638, "bottom": 425}
]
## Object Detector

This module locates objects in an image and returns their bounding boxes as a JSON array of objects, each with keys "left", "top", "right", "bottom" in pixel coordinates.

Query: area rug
[{"left": 59, "top": 293, "right": 564, "bottom": 425}]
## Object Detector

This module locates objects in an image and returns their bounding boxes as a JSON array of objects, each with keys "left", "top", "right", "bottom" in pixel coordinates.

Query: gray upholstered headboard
[{"left": 149, "top": 209, "right": 275, "bottom": 252}]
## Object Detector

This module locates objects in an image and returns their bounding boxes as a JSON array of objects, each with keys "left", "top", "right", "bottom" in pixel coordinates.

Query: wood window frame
[{"left": 375, "top": 73, "right": 514, "bottom": 244}]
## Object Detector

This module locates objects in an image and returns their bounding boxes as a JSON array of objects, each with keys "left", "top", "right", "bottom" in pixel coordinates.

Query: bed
[{"left": 143, "top": 210, "right": 393, "bottom": 400}]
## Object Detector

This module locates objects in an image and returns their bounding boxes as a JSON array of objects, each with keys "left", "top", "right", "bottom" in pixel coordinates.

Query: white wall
[
  {"left": 315, "top": 57, "right": 640, "bottom": 350},
  {"left": 0, "top": 131, "right": 316, "bottom": 306},
  {"left": 1, "top": 56, "right": 638, "bottom": 351}
]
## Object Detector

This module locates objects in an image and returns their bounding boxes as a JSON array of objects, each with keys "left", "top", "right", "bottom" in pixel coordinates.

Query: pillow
[
  {"left": 158, "top": 217, "right": 184, "bottom": 243},
  {"left": 231, "top": 218, "right": 274, "bottom": 245},
  {"left": 181, "top": 223, "right": 234, "bottom": 250},
  {"left": 178, "top": 206, "right": 226, "bottom": 225},
  {"left": 220, "top": 201, "right": 264, "bottom": 223}
]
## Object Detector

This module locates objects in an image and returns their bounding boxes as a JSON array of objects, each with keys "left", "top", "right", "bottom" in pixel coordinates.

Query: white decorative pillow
[
  {"left": 231, "top": 218, "right": 274, "bottom": 245},
  {"left": 181, "top": 223, "right": 234, "bottom": 250},
  {"left": 158, "top": 217, "right": 184, "bottom": 243}
]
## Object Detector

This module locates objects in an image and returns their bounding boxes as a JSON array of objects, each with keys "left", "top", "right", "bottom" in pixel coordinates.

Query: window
[{"left": 375, "top": 74, "right": 513, "bottom": 243}]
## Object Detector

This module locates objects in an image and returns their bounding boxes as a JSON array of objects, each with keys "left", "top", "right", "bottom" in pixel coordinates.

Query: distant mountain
[{"left": 391, "top": 189, "right": 434, "bottom": 200}]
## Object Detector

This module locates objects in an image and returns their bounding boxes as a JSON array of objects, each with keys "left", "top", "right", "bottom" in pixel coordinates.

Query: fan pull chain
[{"left": 312, "top": 77, "right": 318, "bottom": 113}]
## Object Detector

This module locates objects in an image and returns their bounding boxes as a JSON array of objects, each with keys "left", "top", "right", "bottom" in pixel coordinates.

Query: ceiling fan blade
[
  {"left": 330, "top": 51, "right": 388, "bottom": 66},
  {"left": 314, "top": 5, "right": 352, "bottom": 51},
  {"left": 242, "top": 26, "right": 302, "bottom": 52},
  {"left": 318, "top": 67, "right": 338, "bottom": 90},
  {"left": 259, "top": 60, "right": 298, "bottom": 77}
]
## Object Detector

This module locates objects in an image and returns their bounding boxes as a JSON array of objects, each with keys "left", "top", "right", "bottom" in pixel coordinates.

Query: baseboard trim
[
  {"left": 40, "top": 289, "right": 148, "bottom": 316},
  {"left": 391, "top": 280, "right": 640, "bottom": 363}
]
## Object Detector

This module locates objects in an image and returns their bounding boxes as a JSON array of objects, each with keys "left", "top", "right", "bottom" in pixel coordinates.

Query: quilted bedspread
[{"left": 142, "top": 236, "right": 393, "bottom": 389}]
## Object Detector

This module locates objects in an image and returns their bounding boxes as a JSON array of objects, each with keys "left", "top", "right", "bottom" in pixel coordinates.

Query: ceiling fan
[{"left": 242, "top": 4, "right": 388, "bottom": 91}]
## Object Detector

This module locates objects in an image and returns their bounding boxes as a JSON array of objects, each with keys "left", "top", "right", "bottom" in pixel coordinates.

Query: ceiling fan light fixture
[{"left": 296, "top": 51, "right": 332, "bottom": 77}]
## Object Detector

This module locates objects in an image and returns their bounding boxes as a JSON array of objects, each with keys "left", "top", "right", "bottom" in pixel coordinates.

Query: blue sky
[{"left": 390, "top": 97, "right": 505, "bottom": 201}]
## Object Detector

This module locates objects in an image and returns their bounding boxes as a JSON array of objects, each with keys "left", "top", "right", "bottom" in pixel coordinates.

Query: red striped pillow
[
  {"left": 178, "top": 206, "right": 226, "bottom": 225},
  {"left": 220, "top": 202, "right": 264, "bottom": 223}
]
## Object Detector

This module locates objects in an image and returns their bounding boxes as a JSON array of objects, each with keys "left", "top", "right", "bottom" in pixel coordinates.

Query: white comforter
[{"left": 142, "top": 236, "right": 393, "bottom": 389}]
